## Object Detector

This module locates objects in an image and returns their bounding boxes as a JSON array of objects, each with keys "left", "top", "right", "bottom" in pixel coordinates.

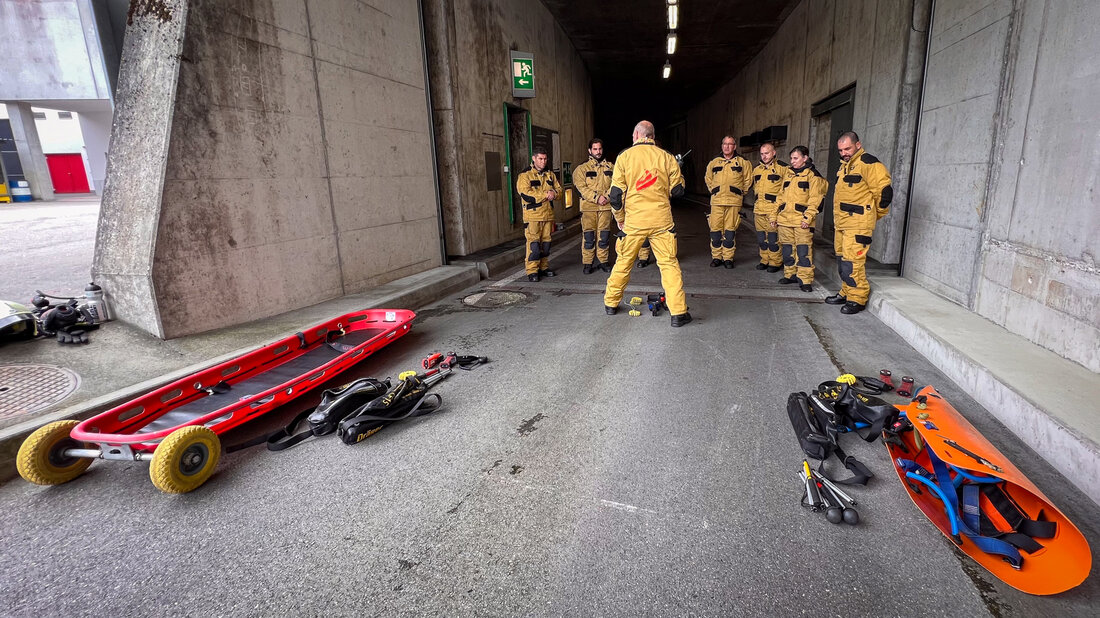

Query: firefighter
[
  {"left": 603, "top": 120, "right": 692, "bottom": 327},
  {"left": 615, "top": 235, "right": 652, "bottom": 268},
  {"left": 829, "top": 131, "right": 892, "bottom": 314},
  {"left": 770, "top": 145, "right": 826, "bottom": 292},
  {"left": 750, "top": 142, "right": 787, "bottom": 272},
  {"left": 703, "top": 136, "right": 754, "bottom": 268},
  {"left": 572, "top": 138, "right": 615, "bottom": 274},
  {"left": 516, "top": 146, "right": 560, "bottom": 282}
]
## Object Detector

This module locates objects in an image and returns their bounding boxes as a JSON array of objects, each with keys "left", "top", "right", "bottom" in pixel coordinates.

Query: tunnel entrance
[{"left": 810, "top": 86, "right": 855, "bottom": 246}]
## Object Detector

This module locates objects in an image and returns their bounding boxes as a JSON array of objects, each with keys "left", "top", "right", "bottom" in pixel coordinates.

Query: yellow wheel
[
  {"left": 149, "top": 426, "right": 221, "bottom": 494},
  {"left": 17, "top": 420, "right": 94, "bottom": 486}
]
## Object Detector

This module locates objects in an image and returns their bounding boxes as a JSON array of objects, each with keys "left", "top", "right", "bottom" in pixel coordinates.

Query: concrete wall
[
  {"left": 0, "top": 0, "right": 111, "bottom": 102},
  {"left": 680, "top": 0, "right": 925, "bottom": 264},
  {"left": 906, "top": 0, "right": 1100, "bottom": 372},
  {"left": 425, "top": 0, "right": 593, "bottom": 256},
  {"left": 95, "top": 0, "right": 440, "bottom": 338}
]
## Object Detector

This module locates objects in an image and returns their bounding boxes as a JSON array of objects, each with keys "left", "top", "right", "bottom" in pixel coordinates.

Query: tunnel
[{"left": 35, "top": 0, "right": 1088, "bottom": 376}]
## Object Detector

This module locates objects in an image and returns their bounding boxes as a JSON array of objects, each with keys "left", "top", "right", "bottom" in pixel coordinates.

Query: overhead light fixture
[
  {"left": 667, "top": 32, "right": 677, "bottom": 55},
  {"left": 662, "top": 60, "right": 671, "bottom": 80},
  {"left": 667, "top": 3, "right": 678, "bottom": 30}
]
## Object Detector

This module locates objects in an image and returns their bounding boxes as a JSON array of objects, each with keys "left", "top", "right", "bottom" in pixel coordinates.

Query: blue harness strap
[{"left": 928, "top": 449, "right": 1023, "bottom": 569}]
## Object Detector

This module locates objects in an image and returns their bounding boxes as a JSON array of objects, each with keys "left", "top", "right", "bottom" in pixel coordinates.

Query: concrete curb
[
  {"left": 451, "top": 219, "right": 583, "bottom": 278},
  {"left": 814, "top": 260, "right": 1100, "bottom": 507},
  {"left": 0, "top": 264, "right": 480, "bottom": 485}
]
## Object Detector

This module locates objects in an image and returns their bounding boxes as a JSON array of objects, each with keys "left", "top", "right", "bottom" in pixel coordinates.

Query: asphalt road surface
[
  {"left": 2, "top": 204, "right": 1097, "bottom": 616},
  {"left": 0, "top": 197, "right": 98, "bottom": 305}
]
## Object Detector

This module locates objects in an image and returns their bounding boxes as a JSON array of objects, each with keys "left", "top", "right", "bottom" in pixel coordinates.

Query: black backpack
[{"left": 786, "top": 390, "right": 874, "bottom": 485}]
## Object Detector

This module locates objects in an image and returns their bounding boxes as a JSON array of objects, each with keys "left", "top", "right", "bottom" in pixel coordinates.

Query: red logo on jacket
[{"left": 635, "top": 169, "right": 658, "bottom": 191}]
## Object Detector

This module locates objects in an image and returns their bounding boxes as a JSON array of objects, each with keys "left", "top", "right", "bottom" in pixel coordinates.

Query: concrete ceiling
[{"left": 541, "top": 0, "right": 799, "bottom": 138}]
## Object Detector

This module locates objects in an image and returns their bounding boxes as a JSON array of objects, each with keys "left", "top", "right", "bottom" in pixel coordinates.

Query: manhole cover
[
  {"left": 0, "top": 364, "right": 81, "bottom": 420},
  {"left": 462, "top": 290, "right": 529, "bottom": 308}
]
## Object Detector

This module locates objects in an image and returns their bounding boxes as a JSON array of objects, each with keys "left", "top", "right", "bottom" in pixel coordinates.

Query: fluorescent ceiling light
[
  {"left": 662, "top": 61, "right": 671, "bottom": 79},
  {"left": 667, "top": 32, "right": 677, "bottom": 55},
  {"left": 668, "top": 4, "right": 678, "bottom": 30}
]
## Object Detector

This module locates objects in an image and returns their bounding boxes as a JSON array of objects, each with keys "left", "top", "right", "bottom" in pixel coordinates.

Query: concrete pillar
[
  {"left": 77, "top": 110, "right": 112, "bottom": 194},
  {"left": 5, "top": 102, "right": 55, "bottom": 200}
]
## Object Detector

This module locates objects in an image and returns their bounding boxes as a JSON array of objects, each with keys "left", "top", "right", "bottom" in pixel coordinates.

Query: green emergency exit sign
[{"left": 511, "top": 51, "right": 535, "bottom": 99}]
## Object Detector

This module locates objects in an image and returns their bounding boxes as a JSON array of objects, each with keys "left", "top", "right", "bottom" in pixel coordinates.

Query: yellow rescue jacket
[
  {"left": 833, "top": 148, "right": 892, "bottom": 231},
  {"left": 516, "top": 166, "right": 559, "bottom": 222},
  {"left": 572, "top": 156, "right": 614, "bottom": 212},
  {"left": 751, "top": 159, "right": 788, "bottom": 217},
  {"left": 609, "top": 138, "right": 685, "bottom": 232},
  {"left": 704, "top": 155, "right": 753, "bottom": 207},
  {"left": 775, "top": 164, "right": 827, "bottom": 227}
]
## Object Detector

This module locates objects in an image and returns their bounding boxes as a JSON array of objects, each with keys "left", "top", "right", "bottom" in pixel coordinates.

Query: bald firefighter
[
  {"left": 703, "top": 136, "right": 754, "bottom": 268},
  {"left": 829, "top": 131, "right": 892, "bottom": 314},
  {"left": 604, "top": 120, "right": 692, "bottom": 327},
  {"left": 573, "top": 138, "right": 615, "bottom": 274},
  {"left": 771, "top": 145, "right": 826, "bottom": 293},
  {"left": 750, "top": 142, "right": 787, "bottom": 272},
  {"left": 516, "top": 146, "right": 560, "bottom": 282}
]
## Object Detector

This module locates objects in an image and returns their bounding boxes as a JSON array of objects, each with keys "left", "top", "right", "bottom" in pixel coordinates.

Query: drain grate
[
  {"left": 0, "top": 364, "right": 81, "bottom": 420},
  {"left": 462, "top": 290, "right": 530, "bottom": 308}
]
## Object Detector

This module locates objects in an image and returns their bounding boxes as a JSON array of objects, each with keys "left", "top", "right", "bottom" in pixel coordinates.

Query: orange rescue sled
[{"left": 886, "top": 386, "right": 1090, "bottom": 595}]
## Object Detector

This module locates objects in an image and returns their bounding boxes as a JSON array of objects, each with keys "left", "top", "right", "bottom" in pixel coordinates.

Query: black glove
[{"left": 57, "top": 328, "right": 89, "bottom": 344}]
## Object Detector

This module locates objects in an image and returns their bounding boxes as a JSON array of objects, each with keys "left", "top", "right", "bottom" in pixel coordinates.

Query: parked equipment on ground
[
  {"left": 16, "top": 309, "right": 415, "bottom": 493},
  {"left": 886, "top": 386, "right": 1091, "bottom": 595}
]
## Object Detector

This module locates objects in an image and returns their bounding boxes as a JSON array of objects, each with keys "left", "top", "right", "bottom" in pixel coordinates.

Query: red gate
[{"left": 45, "top": 153, "right": 91, "bottom": 193}]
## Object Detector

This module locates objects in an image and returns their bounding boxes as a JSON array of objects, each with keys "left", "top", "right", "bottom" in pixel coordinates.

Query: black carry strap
[{"left": 978, "top": 483, "right": 1057, "bottom": 553}]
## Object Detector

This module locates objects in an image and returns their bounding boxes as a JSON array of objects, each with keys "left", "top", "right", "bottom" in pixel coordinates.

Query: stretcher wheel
[
  {"left": 17, "top": 420, "right": 94, "bottom": 486},
  {"left": 149, "top": 426, "right": 221, "bottom": 494}
]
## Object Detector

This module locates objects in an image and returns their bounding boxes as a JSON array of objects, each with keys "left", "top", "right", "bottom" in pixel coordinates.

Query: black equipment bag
[
  {"left": 817, "top": 382, "right": 900, "bottom": 442},
  {"left": 337, "top": 374, "right": 443, "bottom": 445},
  {"left": 787, "top": 391, "right": 874, "bottom": 485},
  {"left": 262, "top": 377, "right": 391, "bottom": 451}
]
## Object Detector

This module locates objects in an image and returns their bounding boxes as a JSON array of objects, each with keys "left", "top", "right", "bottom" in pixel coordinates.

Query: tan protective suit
[
  {"left": 603, "top": 138, "right": 688, "bottom": 315},
  {"left": 833, "top": 149, "right": 892, "bottom": 304}
]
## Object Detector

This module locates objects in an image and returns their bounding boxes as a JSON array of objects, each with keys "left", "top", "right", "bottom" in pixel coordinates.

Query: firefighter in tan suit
[
  {"left": 771, "top": 145, "right": 826, "bottom": 292},
  {"left": 828, "top": 131, "right": 892, "bottom": 314},
  {"left": 703, "top": 136, "right": 754, "bottom": 268},
  {"left": 750, "top": 142, "right": 787, "bottom": 272},
  {"left": 572, "top": 138, "right": 615, "bottom": 274},
  {"left": 603, "top": 121, "right": 692, "bottom": 327},
  {"left": 516, "top": 146, "right": 559, "bottom": 282}
]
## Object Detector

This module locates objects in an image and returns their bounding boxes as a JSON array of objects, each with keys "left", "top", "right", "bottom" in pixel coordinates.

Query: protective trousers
[
  {"left": 580, "top": 210, "right": 613, "bottom": 265},
  {"left": 834, "top": 228, "right": 873, "bottom": 304},
  {"left": 755, "top": 216, "right": 781, "bottom": 267},
  {"left": 604, "top": 229, "right": 687, "bottom": 314},
  {"left": 615, "top": 236, "right": 651, "bottom": 261},
  {"left": 778, "top": 225, "right": 814, "bottom": 284},
  {"left": 709, "top": 205, "right": 739, "bottom": 260},
  {"left": 524, "top": 221, "right": 553, "bottom": 275}
]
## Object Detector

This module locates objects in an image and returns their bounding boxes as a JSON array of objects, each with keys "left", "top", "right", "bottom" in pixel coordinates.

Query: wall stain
[
  {"left": 509, "top": 464, "right": 524, "bottom": 475},
  {"left": 128, "top": 0, "right": 173, "bottom": 25}
]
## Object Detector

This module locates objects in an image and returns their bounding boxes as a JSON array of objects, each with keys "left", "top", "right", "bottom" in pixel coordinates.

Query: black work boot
[
  {"left": 540, "top": 269, "right": 556, "bottom": 278},
  {"left": 778, "top": 277, "right": 796, "bottom": 284},
  {"left": 825, "top": 294, "right": 846, "bottom": 305},
  {"left": 527, "top": 273, "right": 540, "bottom": 282},
  {"left": 766, "top": 265, "right": 782, "bottom": 273},
  {"left": 636, "top": 258, "right": 649, "bottom": 268},
  {"left": 755, "top": 263, "right": 768, "bottom": 270},
  {"left": 710, "top": 258, "right": 722, "bottom": 267},
  {"left": 800, "top": 283, "right": 813, "bottom": 293},
  {"left": 605, "top": 305, "right": 618, "bottom": 315},
  {"left": 670, "top": 312, "right": 693, "bottom": 327},
  {"left": 583, "top": 263, "right": 594, "bottom": 275},
  {"left": 723, "top": 260, "right": 735, "bottom": 269},
  {"left": 840, "top": 301, "right": 866, "bottom": 315},
  {"left": 599, "top": 263, "right": 612, "bottom": 273}
]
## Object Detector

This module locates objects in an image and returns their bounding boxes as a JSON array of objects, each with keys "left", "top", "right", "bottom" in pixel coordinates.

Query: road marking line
[{"left": 599, "top": 499, "right": 657, "bottom": 514}]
